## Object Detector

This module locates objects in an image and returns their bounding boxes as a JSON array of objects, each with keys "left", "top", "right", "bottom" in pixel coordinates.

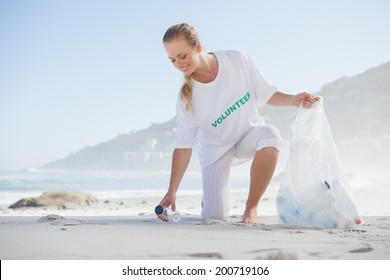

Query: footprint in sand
[
  {"left": 344, "top": 229, "right": 367, "bottom": 233},
  {"left": 265, "top": 251, "right": 298, "bottom": 260},
  {"left": 349, "top": 247, "right": 374, "bottom": 253},
  {"left": 187, "top": 252, "right": 224, "bottom": 259},
  {"left": 37, "top": 214, "right": 95, "bottom": 226}
]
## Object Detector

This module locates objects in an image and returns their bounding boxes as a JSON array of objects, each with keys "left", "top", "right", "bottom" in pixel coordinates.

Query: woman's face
[{"left": 164, "top": 37, "right": 201, "bottom": 76}]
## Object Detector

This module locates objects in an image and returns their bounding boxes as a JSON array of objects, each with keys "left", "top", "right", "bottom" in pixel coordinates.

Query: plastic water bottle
[{"left": 155, "top": 205, "right": 181, "bottom": 222}]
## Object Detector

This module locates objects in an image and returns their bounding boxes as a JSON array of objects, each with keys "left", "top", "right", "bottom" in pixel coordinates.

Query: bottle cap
[{"left": 155, "top": 205, "right": 165, "bottom": 215}]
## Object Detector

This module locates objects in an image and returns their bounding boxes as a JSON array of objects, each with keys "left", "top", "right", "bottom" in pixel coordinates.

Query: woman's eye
[{"left": 179, "top": 55, "right": 186, "bottom": 59}]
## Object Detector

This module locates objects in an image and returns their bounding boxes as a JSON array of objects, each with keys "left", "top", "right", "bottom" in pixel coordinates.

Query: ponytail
[{"left": 181, "top": 75, "right": 193, "bottom": 111}]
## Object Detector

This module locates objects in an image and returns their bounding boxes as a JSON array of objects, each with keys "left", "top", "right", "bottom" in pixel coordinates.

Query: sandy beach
[{"left": 1, "top": 182, "right": 389, "bottom": 260}]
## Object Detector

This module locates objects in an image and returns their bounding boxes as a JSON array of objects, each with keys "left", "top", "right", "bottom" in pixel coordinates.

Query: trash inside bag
[{"left": 276, "top": 97, "right": 363, "bottom": 229}]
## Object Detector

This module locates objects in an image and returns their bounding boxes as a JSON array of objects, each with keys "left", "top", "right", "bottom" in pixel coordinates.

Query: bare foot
[{"left": 242, "top": 208, "right": 260, "bottom": 224}]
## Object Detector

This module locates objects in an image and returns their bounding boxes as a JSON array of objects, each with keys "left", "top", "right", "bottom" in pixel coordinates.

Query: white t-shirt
[{"left": 174, "top": 50, "right": 278, "bottom": 168}]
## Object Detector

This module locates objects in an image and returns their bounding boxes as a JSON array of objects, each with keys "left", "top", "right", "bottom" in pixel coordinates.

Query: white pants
[{"left": 200, "top": 124, "right": 282, "bottom": 220}]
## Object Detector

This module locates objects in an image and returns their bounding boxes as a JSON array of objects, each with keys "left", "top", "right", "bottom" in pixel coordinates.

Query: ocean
[{"left": 0, "top": 169, "right": 252, "bottom": 208}]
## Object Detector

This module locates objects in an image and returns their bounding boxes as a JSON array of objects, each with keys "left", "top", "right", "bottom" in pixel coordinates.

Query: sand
[
  {"left": 0, "top": 184, "right": 389, "bottom": 260},
  {"left": 1, "top": 214, "right": 389, "bottom": 260}
]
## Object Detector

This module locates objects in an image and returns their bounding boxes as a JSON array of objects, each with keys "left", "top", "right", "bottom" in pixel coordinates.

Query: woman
[{"left": 159, "top": 23, "right": 319, "bottom": 224}]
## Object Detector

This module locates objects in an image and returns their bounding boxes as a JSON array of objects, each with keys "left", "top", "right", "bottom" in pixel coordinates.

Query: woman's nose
[{"left": 173, "top": 61, "right": 180, "bottom": 68}]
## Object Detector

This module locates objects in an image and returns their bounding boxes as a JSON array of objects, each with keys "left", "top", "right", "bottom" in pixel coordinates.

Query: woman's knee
[{"left": 254, "top": 125, "right": 282, "bottom": 151}]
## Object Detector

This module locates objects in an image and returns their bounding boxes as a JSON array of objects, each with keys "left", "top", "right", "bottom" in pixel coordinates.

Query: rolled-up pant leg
[{"left": 234, "top": 124, "right": 281, "bottom": 159}]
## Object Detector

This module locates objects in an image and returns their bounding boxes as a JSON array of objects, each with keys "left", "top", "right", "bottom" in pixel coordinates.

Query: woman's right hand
[
  {"left": 159, "top": 191, "right": 177, "bottom": 212},
  {"left": 157, "top": 148, "right": 192, "bottom": 220}
]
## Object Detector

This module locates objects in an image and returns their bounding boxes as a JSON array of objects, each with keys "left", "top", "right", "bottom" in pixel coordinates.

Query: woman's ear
[{"left": 195, "top": 40, "right": 202, "bottom": 53}]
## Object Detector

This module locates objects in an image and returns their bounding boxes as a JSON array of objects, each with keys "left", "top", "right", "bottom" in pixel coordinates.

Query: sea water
[{"left": 0, "top": 169, "right": 252, "bottom": 208}]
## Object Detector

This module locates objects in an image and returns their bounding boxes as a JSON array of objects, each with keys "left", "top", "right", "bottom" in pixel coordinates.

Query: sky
[{"left": 0, "top": 0, "right": 389, "bottom": 170}]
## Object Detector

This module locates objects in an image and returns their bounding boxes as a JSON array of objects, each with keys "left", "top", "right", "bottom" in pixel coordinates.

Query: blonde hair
[{"left": 163, "top": 23, "right": 199, "bottom": 111}]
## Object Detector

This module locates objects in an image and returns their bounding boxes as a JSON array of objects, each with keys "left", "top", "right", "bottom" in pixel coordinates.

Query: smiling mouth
[{"left": 180, "top": 65, "right": 189, "bottom": 72}]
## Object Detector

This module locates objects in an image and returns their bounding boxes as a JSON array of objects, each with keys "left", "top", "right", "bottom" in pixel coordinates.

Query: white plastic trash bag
[{"left": 276, "top": 97, "right": 363, "bottom": 229}]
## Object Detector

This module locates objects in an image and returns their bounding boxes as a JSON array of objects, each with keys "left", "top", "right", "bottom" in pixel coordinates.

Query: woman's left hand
[{"left": 292, "top": 92, "right": 320, "bottom": 108}]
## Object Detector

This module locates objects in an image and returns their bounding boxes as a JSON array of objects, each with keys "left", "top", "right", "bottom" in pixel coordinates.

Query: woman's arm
[
  {"left": 267, "top": 91, "right": 320, "bottom": 108},
  {"left": 159, "top": 148, "right": 192, "bottom": 212}
]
